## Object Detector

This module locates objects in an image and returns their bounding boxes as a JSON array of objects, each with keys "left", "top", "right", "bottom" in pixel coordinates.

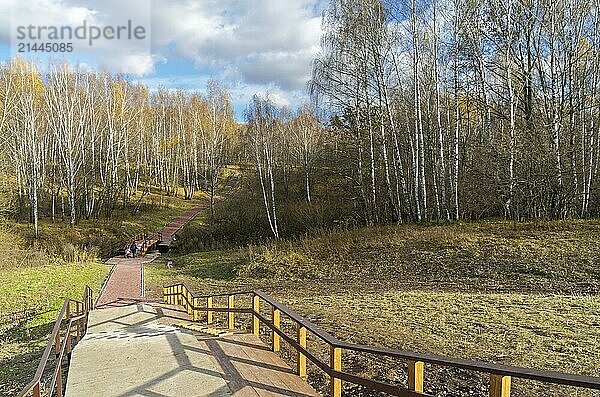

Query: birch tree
[{"left": 246, "top": 95, "right": 280, "bottom": 238}]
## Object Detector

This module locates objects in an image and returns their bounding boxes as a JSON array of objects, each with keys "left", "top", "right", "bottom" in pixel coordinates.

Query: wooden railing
[
  {"left": 18, "top": 286, "right": 94, "bottom": 397},
  {"left": 163, "top": 283, "right": 600, "bottom": 397},
  {"left": 129, "top": 232, "right": 162, "bottom": 255}
]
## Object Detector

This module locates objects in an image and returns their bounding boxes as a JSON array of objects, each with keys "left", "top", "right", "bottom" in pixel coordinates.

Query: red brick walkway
[
  {"left": 96, "top": 202, "right": 210, "bottom": 308},
  {"left": 95, "top": 255, "right": 159, "bottom": 308},
  {"left": 160, "top": 203, "right": 210, "bottom": 244}
]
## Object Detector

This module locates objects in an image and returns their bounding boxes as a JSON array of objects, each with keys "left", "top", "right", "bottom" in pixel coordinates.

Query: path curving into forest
[
  {"left": 158, "top": 202, "right": 210, "bottom": 251},
  {"left": 95, "top": 201, "right": 210, "bottom": 308}
]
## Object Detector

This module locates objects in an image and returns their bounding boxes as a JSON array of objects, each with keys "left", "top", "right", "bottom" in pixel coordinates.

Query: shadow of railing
[{"left": 163, "top": 283, "right": 600, "bottom": 397}]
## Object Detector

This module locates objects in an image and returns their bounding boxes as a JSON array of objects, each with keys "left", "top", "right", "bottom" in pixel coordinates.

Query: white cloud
[
  {"left": 110, "top": 53, "right": 156, "bottom": 76},
  {"left": 3, "top": 0, "right": 153, "bottom": 75},
  {"left": 239, "top": 48, "right": 319, "bottom": 90},
  {"left": 0, "top": 0, "right": 326, "bottom": 110},
  {"left": 150, "top": 0, "right": 324, "bottom": 90}
]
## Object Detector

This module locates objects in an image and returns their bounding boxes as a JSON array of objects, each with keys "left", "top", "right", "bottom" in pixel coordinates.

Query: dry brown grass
[
  {"left": 144, "top": 220, "right": 600, "bottom": 397},
  {"left": 281, "top": 288, "right": 600, "bottom": 397},
  {"left": 236, "top": 221, "right": 600, "bottom": 294}
]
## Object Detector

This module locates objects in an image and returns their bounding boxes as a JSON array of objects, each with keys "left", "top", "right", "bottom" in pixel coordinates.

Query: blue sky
[{"left": 0, "top": 0, "right": 328, "bottom": 120}]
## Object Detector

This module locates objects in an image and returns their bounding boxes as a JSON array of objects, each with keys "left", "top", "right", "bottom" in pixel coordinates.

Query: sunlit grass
[
  {"left": 0, "top": 260, "right": 109, "bottom": 396},
  {"left": 144, "top": 219, "right": 600, "bottom": 397}
]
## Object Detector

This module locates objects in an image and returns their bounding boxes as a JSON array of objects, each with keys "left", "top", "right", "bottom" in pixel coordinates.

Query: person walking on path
[{"left": 130, "top": 241, "right": 138, "bottom": 258}]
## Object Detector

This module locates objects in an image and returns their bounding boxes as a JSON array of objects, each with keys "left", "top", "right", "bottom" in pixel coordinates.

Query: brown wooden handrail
[
  {"left": 18, "top": 285, "right": 94, "bottom": 397},
  {"left": 163, "top": 283, "right": 600, "bottom": 397},
  {"left": 128, "top": 232, "right": 162, "bottom": 256}
]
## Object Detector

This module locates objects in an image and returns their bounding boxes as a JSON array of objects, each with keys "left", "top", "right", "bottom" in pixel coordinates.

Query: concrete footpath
[{"left": 64, "top": 304, "right": 232, "bottom": 397}]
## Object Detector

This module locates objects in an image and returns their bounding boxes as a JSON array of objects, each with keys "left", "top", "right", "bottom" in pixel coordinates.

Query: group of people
[
  {"left": 124, "top": 241, "right": 139, "bottom": 258},
  {"left": 123, "top": 237, "right": 174, "bottom": 269}
]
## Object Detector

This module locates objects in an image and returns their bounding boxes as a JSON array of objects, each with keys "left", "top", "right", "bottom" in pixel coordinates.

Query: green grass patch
[
  {"left": 145, "top": 250, "right": 242, "bottom": 294},
  {"left": 0, "top": 260, "right": 109, "bottom": 396}
]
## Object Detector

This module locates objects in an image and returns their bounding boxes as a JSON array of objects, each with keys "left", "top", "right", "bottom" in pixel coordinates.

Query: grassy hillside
[
  {"left": 171, "top": 169, "right": 358, "bottom": 252},
  {"left": 145, "top": 220, "right": 600, "bottom": 397},
  {"left": 11, "top": 189, "right": 208, "bottom": 260},
  {"left": 235, "top": 220, "right": 600, "bottom": 293},
  {"left": 0, "top": 189, "right": 207, "bottom": 396}
]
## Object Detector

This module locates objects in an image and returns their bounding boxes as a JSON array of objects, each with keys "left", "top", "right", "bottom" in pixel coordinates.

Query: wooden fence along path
[
  {"left": 162, "top": 284, "right": 600, "bottom": 397},
  {"left": 17, "top": 197, "right": 600, "bottom": 396},
  {"left": 18, "top": 281, "right": 600, "bottom": 397}
]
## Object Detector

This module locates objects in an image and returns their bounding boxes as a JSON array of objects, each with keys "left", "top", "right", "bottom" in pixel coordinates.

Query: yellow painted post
[
  {"left": 228, "top": 295, "right": 235, "bottom": 330},
  {"left": 408, "top": 361, "right": 424, "bottom": 392},
  {"left": 207, "top": 297, "right": 213, "bottom": 324},
  {"left": 193, "top": 297, "right": 199, "bottom": 321},
  {"left": 163, "top": 287, "right": 167, "bottom": 303},
  {"left": 187, "top": 290, "right": 193, "bottom": 315},
  {"left": 490, "top": 375, "right": 511, "bottom": 397},
  {"left": 297, "top": 325, "right": 307, "bottom": 378},
  {"left": 272, "top": 308, "right": 280, "bottom": 352},
  {"left": 330, "top": 346, "right": 342, "bottom": 397},
  {"left": 252, "top": 295, "right": 260, "bottom": 336}
]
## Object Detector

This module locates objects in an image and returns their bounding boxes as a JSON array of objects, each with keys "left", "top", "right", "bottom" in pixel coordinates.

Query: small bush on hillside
[
  {"left": 60, "top": 243, "right": 100, "bottom": 263},
  {"left": 174, "top": 171, "right": 359, "bottom": 253},
  {"left": 0, "top": 224, "right": 50, "bottom": 269}
]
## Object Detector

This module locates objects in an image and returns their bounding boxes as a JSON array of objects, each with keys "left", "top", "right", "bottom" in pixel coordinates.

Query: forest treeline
[
  {"left": 311, "top": 0, "right": 600, "bottom": 223},
  {"left": 1, "top": 0, "right": 599, "bottom": 240},
  {"left": 0, "top": 59, "right": 325, "bottom": 239},
  {"left": 0, "top": 59, "right": 242, "bottom": 238}
]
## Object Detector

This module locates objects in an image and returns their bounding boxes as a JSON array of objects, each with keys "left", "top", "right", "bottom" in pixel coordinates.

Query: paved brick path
[
  {"left": 95, "top": 254, "right": 160, "bottom": 308},
  {"left": 160, "top": 203, "right": 210, "bottom": 244},
  {"left": 96, "top": 202, "right": 210, "bottom": 308}
]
